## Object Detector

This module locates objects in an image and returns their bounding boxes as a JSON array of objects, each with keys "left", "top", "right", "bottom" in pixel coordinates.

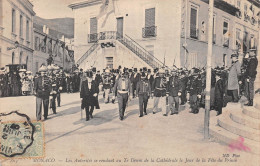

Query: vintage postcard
[{"left": 0, "top": 0, "right": 260, "bottom": 165}]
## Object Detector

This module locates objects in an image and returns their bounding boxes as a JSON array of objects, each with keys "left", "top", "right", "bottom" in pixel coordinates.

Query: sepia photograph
[{"left": 0, "top": 0, "right": 259, "bottom": 165}]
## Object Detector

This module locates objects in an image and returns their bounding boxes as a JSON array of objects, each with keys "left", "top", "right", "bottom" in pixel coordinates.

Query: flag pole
[
  {"left": 204, "top": 0, "right": 214, "bottom": 140},
  {"left": 63, "top": 36, "right": 65, "bottom": 70}
]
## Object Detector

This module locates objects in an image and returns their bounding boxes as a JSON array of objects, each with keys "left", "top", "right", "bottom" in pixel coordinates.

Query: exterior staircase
[
  {"left": 76, "top": 31, "right": 164, "bottom": 69},
  {"left": 210, "top": 94, "right": 260, "bottom": 154}
]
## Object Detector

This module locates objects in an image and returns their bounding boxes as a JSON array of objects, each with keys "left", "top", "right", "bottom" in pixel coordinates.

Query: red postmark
[{"left": 228, "top": 136, "right": 251, "bottom": 152}]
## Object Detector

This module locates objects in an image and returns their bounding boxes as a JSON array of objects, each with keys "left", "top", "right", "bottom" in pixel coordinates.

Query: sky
[{"left": 30, "top": 0, "right": 77, "bottom": 19}]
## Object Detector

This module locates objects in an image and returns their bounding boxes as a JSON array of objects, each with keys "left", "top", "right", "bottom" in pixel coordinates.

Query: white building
[
  {"left": 0, "top": 0, "right": 35, "bottom": 71},
  {"left": 69, "top": 0, "right": 182, "bottom": 71}
]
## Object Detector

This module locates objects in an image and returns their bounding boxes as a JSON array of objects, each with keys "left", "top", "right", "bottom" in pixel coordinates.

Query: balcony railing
[
  {"left": 223, "top": 37, "right": 229, "bottom": 47},
  {"left": 190, "top": 29, "right": 199, "bottom": 39},
  {"left": 88, "top": 33, "right": 98, "bottom": 43},
  {"left": 142, "top": 26, "right": 157, "bottom": 38}
]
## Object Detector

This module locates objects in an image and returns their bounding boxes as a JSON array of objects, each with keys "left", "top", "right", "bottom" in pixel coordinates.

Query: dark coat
[
  {"left": 136, "top": 79, "right": 151, "bottom": 96},
  {"left": 188, "top": 76, "right": 202, "bottom": 96},
  {"left": 167, "top": 76, "right": 180, "bottom": 97},
  {"left": 245, "top": 57, "right": 258, "bottom": 79},
  {"left": 152, "top": 77, "right": 167, "bottom": 97},
  {"left": 80, "top": 80, "right": 99, "bottom": 108},
  {"left": 34, "top": 76, "right": 51, "bottom": 99},
  {"left": 146, "top": 74, "right": 154, "bottom": 87},
  {"left": 215, "top": 79, "right": 224, "bottom": 99}
]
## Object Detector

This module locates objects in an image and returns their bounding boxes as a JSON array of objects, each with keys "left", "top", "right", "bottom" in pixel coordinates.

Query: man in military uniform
[
  {"left": 113, "top": 70, "right": 132, "bottom": 120},
  {"left": 167, "top": 69, "right": 181, "bottom": 115},
  {"left": 227, "top": 54, "right": 241, "bottom": 102},
  {"left": 179, "top": 70, "right": 188, "bottom": 105},
  {"left": 152, "top": 68, "right": 168, "bottom": 116},
  {"left": 103, "top": 69, "right": 112, "bottom": 103},
  {"left": 136, "top": 72, "right": 151, "bottom": 117},
  {"left": 80, "top": 70, "right": 99, "bottom": 121},
  {"left": 34, "top": 66, "right": 51, "bottom": 121},
  {"left": 188, "top": 68, "right": 202, "bottom": 114},
  {"left": 244, "top": 48, "right": 258, "bottom": 106}
]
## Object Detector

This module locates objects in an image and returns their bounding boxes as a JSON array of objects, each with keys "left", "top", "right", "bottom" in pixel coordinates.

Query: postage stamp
[{"left": 0, "top": 111, "right": 44, "bottom": 158}]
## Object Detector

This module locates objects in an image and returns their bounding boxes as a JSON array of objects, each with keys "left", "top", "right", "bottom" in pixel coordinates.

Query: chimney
[
  {"left": 46, "top": 27, "right": 49, "bottom": 35},
  {"left": 43, "top": 25, "right": 46, "bottom": 33}
]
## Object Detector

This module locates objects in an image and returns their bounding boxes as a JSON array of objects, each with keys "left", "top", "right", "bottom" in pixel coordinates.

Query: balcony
[
  {"left": 88, "top": 33, "right": 98, "bottom": 43},
  {"left": 223, "top": 37, "right": 229, "bottom": 47},
  {"left": 190, "top": 29, "right": 199, "bottom": 39},
  {"left": 142, "top": 26, "right": 157, "bottom": 38}
]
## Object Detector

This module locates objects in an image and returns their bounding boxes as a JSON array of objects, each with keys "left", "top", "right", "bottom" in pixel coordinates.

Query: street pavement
[{"left": 0, "top": 93, "right": 258, "bottom": 166}]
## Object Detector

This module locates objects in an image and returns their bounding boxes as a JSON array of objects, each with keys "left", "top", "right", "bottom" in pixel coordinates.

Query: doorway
[{"left": 117, "top": 17, "right": 123, "bottom": 38}]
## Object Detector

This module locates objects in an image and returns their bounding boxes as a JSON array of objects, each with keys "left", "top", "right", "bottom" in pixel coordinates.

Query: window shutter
[
  {"left": 145, "top": 8, "right": 155, "bottom": 27},
  {"left": 190, "top": 8, "right": 197, "bottom": 37},
  {"left": 90, "top": 17, "right": 97, "bottom": 34}
]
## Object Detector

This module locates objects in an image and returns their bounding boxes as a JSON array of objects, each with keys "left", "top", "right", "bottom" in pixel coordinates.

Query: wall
[
  {"left": 72, "top": 0, "right": 182, "bottom": 68},
  {"left": 0, "top": 0, "right": 34, "bottom": 71}
]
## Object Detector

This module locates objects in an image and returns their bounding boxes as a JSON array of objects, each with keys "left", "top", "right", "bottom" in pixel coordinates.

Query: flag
[
  {"left": 40, "top": 35, "right": 47, "bottom": 52},
  {"left": 97, "top": 0, "right": 115, "bottom": 28},
  {"left": 52, "top": 39, "right": 59, "bottom": 57},
  {"left": 48, "top": 39, "right": 52, "bottom": 54}
]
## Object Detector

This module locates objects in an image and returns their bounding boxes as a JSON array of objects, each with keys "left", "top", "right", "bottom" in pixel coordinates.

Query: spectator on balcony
[{"left": 227, "top": 54, "right": 241, "bottom": 103}]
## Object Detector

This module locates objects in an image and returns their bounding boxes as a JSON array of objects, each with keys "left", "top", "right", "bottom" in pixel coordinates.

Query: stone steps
[
  {"left": 210, "top": 124, "right": 260, "bottom": 154},
  {"left": 230, "top": 111, "right": 260, "bottom": 130},
  {"left": 243, "top": 106, "right": 260, "bottom": 119},
  {"left": 218, "top": 113, "right": 260, "bottom": 142}
]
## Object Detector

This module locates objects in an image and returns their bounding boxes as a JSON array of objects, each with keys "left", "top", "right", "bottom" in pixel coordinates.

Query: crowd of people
[
  {"left": 79, "top": 48, "right": 258, "bottom": 121},
  {"left": 1, "top": 48, "right": 257, "bottom": 121}
]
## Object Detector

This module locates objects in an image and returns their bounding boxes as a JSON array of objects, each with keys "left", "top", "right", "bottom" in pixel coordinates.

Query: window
[
  {"left": 26, "top": 56, "right": 28, "bottom": 66},
  {"left": 143, "top": 8, "right": 156, "bottom": 38},
  {"left": 223, "top": 20, "right": 229, "bottom": 47},
  {"left": 106, "top": 57, "right": 113, "bottom": 69},
  {"left": 244, "top": 4, "right": 247, "bottom": 11},
  {"left": 89, "top": 17, "right": 98, "bottom": 43},
  {"left": 213, "top": 15, "right": 216, "bottom": 44},
  {"left": 12, "top": 52, "right": 15, "bottom": 64},
  {"left": 190, "top": 6, "right": 198, "bottom": 39},
  {"left": 12, "top": 9, "right": 16, "bottom": 33},
  {"left": 189, "top": 52, "right": 198, "bottom": 69},
  {"left": 19, "top": 52, "right": 23, "bottom": 64},
  {"left": 35, "top": 37, "right": 39, "bottom": 50},
  {"left": 236, "top": 29, "right": 241, "bottom": 50},
  {"left": 20, "top": 15, "right": 23, "bottom": 37},
  {"left": 26, "top": 20, "right": 29, "bottom": 40},
  {"left": 237, "top": 0, "right": 241, "bottom": 8},
  {"left": 223, "top": 54, "right": 227, "bottom": 67},
  {"left": 243, "top": 31, "right": 248, "bottom": 53}
]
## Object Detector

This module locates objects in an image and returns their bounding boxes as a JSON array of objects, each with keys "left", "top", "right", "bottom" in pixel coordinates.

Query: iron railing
[
  {"left": 142, "top": 26, "right": 157, "bottom": 38},
  {"left": 77, "top": 31, "right": 164, "bottom": 69},
  {"left": 88, "top": 33, "right": 98, "bottom": 43},
  {"left": 190, "top": 28, "right": 199, "bottom": 39}
]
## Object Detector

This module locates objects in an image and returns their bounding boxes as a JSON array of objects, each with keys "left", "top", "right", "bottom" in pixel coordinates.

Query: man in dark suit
[
  {"left": 132, "top": 68, "right": 140, "bottom": 98},
  {"left": 146, "top": 69, "right": 154, "bottom": 87},
  {"left": 34, "top": 66, "right": 51, "bottom": 121},
  {"left": 188, "top": 68, "right": 202, "bottom": 114},
  {"left": 80, "top": 70, "right": 99, "bottom": 121},
  {"left": 244, "top": 48, "right": 258, "bottom": 106},
  {"left": 136, "top": 72, "right": 151, "bottom": 117},
  {"left": 215, "top": 71, "right": 225, "bottom": 116}
]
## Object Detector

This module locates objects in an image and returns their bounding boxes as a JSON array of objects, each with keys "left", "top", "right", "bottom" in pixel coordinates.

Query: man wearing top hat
[
  {"left": 146, "top": 69, "right": 154, "bottom": 87},
  {"left": 113, "top": 69, "right": 133, "bottom": 120},
  {"left": 132, "top": 68, "right": 141, "bottom": 98},
  {"left": 80, "top": 70, "right": 99, "bottom": 121},
  {"left": 92, "top": 67, "right": 101, "bottom": 109},
  {"left": 215, "top": 70, "right": 225, "bottom": 116},
  {"left": 34, "top": 66, "right": 51, "bottom": 121},
  {"left": 152, "top": 68, "right": 168, "bottom": 116},
  {"left": 244, "top": 48, "right": 258, "bottom": 106},
  {"left": 136, "top": 72, "right": 151, "bottom": 117},
  {"left": 227, "top": 53, "right": 241, "bottom": 102}
]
